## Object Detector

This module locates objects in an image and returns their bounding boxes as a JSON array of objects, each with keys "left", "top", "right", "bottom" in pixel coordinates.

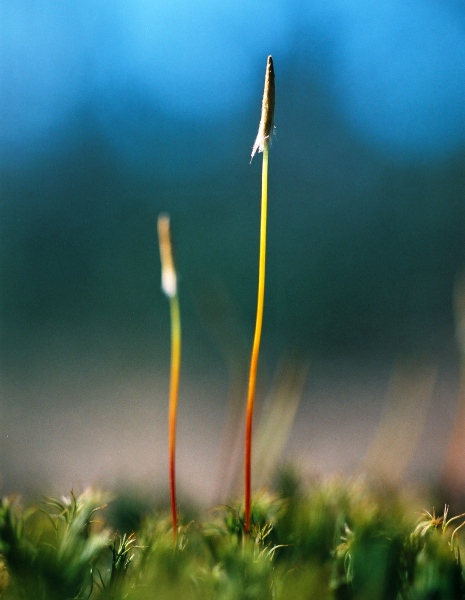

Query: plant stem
[
  {"left": 245, "top": 142, "right": 269, "bottom": 534},
  {"left": 157, "top": 214, "right": 180, "bottom": 541},
  {"left": 169, "top": 293, "right": 181, "bottom": 539}
]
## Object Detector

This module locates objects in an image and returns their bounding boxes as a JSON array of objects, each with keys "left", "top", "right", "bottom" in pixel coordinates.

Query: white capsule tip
[
  {"left": 161, "top": 269, "right": 177, "bottom": 298},
  {"left": 158, "top": 214, "right": 178, "bottom": 298}
]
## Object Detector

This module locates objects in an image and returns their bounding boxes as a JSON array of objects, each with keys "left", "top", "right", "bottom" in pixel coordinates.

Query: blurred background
[{"left": 1, "top": 0, "right": 465, "bottom": 505}]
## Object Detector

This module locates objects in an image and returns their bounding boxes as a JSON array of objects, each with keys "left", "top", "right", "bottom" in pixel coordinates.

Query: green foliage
[
  {"left": 0, "top": 489, "right": 110, "bottom": 599},
  {"left": 0, "top": 481, "right": 464, "bottom": 599}
]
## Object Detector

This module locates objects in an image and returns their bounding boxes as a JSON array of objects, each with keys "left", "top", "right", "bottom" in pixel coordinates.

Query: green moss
[{"left": 0, "top": 480, "right": 463, "bottom": 599}]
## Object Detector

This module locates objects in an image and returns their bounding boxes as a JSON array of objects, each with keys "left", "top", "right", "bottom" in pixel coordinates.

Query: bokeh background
[{"left": 1, "top": 0, "right": 465, "bottom": 504}]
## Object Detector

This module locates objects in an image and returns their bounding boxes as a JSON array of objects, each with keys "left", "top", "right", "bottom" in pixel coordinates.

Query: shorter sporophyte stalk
[
  {"left": 157, "top": 214, "right": 181, "bottom": 540},
  {"left": 245, "top": 55, "right": 275, "bottom": 535}
]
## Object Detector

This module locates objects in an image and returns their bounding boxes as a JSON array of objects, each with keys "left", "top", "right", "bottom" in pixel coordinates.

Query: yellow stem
[
  {"left": 169, "top": 293, "right": 181, "bottom": 539},
  {"left": 245, "top": 143, "right": 269, "bottom": 534}
]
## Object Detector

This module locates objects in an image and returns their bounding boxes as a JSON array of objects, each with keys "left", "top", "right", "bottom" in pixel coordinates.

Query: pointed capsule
[
  {"left": 251, "top": 55, "right": 275, "bottom": 162},
  {"left": 158, "top": 214, "right": 177, "bottom": 298}
]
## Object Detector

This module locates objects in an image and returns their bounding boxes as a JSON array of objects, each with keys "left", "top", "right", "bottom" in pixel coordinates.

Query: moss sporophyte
[
  {"left": 157, "top": 214, "right": 181, "bottom": 540},
  {"left": 245, "top": 55, "right": 275, "bottom": 535},
  {"left": 156, "top": 57, "right": 275, "bottom": 539}
]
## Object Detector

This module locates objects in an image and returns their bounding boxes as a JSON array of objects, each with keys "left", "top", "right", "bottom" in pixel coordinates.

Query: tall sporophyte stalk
[
  {"left": 245, "top": 55, "right": 275, "bottom": 535},
  {"left": 158, "top": 214, "right": 181, "bottom": 540}
]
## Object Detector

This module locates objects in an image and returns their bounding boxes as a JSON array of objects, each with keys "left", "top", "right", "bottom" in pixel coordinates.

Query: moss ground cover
[{"left": 0, "top": 476, "right": 464, "bottom": 599}]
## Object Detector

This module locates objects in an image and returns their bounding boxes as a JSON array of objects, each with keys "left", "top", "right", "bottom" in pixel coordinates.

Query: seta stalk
[
  {"left": 157, "top": 214, "right": 181, "bottom": 540},
  {"left": 245, "top": 55, "right": 275, "bottom": 534}
]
